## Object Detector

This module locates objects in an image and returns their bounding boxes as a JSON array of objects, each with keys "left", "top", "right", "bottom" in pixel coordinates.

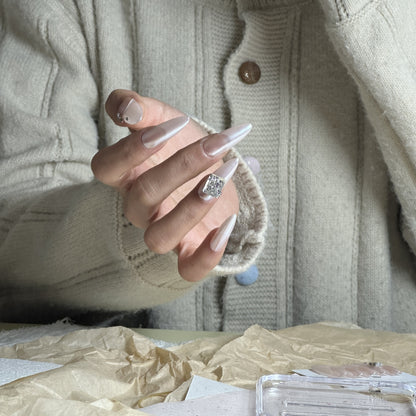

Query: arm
[
  {"left": 0, "top": 1, "right": 267, "bottom": 321},
  {"left": 0, "top": 0, "right": 149, "bottom": 319},
  {"left": 318, "top": 0, "right": 416, "bottom": 252}
]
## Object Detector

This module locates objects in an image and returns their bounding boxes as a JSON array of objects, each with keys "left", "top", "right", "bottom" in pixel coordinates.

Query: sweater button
[
  {"left": 238, "top": 61, "right": 261, "bottom": 84},
  {"left": 235, "top": 264, "right": 259, "bottom": 286}
]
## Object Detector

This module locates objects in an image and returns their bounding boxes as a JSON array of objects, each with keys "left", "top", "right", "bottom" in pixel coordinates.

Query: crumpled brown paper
[{"left": 1, "top": 322, "right": 416, "bottom": 415}]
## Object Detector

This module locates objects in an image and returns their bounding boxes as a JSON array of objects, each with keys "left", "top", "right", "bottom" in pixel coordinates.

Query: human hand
[{"left": 91, "top": 90, "right": 251, "bottom": 281}]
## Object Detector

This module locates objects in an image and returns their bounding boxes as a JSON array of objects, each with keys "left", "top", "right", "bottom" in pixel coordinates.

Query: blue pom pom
[{"left": 235, "top": 264, "right": 259, "bottom": 286}]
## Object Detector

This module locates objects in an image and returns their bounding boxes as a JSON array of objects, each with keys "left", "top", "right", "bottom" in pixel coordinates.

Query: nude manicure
[
  {"left": 198, "top": 158, "right": 239, "bottom": 201},
  {"left": 141, "top": 115, "right": 190, "bottom": 148},
  {"left": 117, "top": 97, "right": 143, "bottom": 125},
  {"left": 210, "top": 214, "right": 237, "bottom": 252},
  {"left": 202, "top": 123, "right": 252, "bottom": 157}
]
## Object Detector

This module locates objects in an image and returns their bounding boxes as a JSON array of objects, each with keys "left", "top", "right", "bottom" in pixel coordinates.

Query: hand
[{"left": 91, "top": 90, "right": 251, "bottom": 282}]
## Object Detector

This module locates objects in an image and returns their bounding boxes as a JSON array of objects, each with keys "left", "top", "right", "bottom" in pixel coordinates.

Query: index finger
[{"left": 91, "top": 115, "right": 190, "bottom": 187}]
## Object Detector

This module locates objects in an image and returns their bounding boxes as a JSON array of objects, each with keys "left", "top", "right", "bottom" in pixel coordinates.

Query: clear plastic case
[{"left": 256, "top": 374, "right": 416, "bottom": 415}]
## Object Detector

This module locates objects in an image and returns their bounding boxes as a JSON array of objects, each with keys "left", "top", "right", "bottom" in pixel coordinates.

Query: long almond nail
[
  {"left": 202, "top": 123, "right": 252, "bottom": 157},
  {"left": 198, "top": 158, "right": 239, "bottom": 201},
  {"left": 210, "top": 214, "right": 237, "bottom": 252},
  {"left": 117, "top": 97, "right": 143, "bottom": 125},
  {"left": 141, "top": 115, "right": 190, "bottom": 148}
]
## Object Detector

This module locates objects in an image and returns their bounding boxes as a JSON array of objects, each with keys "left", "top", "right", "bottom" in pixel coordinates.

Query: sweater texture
[{"left": 1, "top": 0, "right": 416, "bottom": 332}]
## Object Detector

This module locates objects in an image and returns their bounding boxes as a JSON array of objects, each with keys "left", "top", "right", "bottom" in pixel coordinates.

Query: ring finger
[
  {"left": 125, "top": 123, "right": 251, "bottom": 227},
  {"left": 143, "top": 158, "right": 239, "bottom": 254}
]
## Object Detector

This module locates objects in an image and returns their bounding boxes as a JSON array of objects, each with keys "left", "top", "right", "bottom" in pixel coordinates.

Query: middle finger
[
  {"left": 125, "top": 123, "right": 251, "bottom": 226},
  {"left": 91, "top": 115, "right": 190, "bottom": 187},
  {"left": 144, "top": 158, "right": 240, "bottom": 254}
]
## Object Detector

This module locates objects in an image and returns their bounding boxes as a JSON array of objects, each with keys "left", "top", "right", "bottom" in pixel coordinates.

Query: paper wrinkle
[{"left": 1, "top": 322, "right": 416, "bottom": 415}]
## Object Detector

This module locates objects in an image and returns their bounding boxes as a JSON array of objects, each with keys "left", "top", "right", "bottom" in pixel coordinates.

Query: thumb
[{"left": 105, "top": 89, "right": 184, "bottom": 130}]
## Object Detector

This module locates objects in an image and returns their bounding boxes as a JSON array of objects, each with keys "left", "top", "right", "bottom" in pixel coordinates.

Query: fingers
[
  {"left": 105, "top": 89, "right": 182, "bottom": 130},
  {"left": 177, "top": 214, "right": 237, "bottom": 282},
  {"left": 125, "top": 122, "right": 250, "bottom": 227},
  {"left": 102, "top": 89, "right": 245, "bottom": 282},
  {"left": 143, "top": 158, "right": 239, "bottom": 253},
  {"left": 91, "top": 115, "right": 190, "bottom": 186}
]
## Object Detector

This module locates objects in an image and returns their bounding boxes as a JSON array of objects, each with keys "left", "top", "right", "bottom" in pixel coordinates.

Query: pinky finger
[{"left": 178, "top": 214, "right": 237, "bottom": 282}]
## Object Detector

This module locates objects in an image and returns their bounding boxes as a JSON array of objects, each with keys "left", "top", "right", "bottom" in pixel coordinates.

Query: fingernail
[
  {"left": 202, "top": 123, "right": 252, "bottom": 157},
  {"left": 198, "top": 158, "right": 239, "bottom": 201},
  {"left": 117, "top": 97, "right": 143, "bottom": 125},
  {"left": 141, "top": 115, "right": 190, "bottom": 148},
  {"left": 210, "top": 214, "right": 237, "bottom": 252}
]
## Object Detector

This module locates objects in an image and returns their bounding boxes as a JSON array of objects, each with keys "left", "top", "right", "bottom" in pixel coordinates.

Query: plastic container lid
[{"left": 256, "top": 374, "right": 416, "bottom": 415}]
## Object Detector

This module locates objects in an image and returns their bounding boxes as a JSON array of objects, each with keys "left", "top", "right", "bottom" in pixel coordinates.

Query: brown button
[{"left": 239, "top": 61, "right": 261, "bottom": 84}]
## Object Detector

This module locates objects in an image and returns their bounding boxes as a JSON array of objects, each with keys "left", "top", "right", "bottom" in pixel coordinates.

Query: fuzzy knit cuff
[{"left": 192, "top": 117, "right": 268, "bottom": 277}]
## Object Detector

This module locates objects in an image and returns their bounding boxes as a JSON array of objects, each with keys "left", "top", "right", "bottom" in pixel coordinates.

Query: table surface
[{"left": 0, "top": 322, "right": 235, "bottom": 343}]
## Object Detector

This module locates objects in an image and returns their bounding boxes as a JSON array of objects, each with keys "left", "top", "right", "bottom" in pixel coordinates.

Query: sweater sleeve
[
  {"left": 317, "top": 0, "right": 416, "bottom": 253},
  {"left": 0, "top": 1, "right": 267, "bottom": 321}
]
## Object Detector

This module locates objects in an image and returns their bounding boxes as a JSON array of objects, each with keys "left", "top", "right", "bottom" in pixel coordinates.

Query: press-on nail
[
  {"left": 198, "top": 158, "right": 239, "bottom": 201},
  {"left": 141, "top": 115, "right": 190, "bottom": 148},
  {"left": 215, "top": 158, "right": 239, "bottom": 182},
  {"left": 202, "top": 123, "right": 252, "bottom": 157},
  {"left": 210, "top": 214, "right": 237, "bottom": 252},
  {"left": 117, "top": 97, "right": 143, "bottom": 125}
]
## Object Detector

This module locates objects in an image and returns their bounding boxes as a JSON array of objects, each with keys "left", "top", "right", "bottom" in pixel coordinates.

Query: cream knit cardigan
[{"left": 1, "top": 0, "right": 416, "bottom": 332}]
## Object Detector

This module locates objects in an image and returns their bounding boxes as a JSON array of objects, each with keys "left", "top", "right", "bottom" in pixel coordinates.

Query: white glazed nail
[
  {"left": 202, "top": 123, "right": 252, "bottom": 157},
  {"left": 198, "top": 158, "right": 239, "bottom": 201},
  {"left": 117, "top": 97, "right": 143, "bottom": 124},
  {"left": 244, "top": 156, "right": 261, "bottom": 175},
  {"left": 210, "top": 214, "right": 237, "bottom": 252},
  {"left": 141, "top": 115, "right": 189, "bottom": 148}
]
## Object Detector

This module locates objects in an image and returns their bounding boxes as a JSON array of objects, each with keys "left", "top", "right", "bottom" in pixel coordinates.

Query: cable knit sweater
[{"left": 1, "top": 0, "right": 416, "bottom": 332}]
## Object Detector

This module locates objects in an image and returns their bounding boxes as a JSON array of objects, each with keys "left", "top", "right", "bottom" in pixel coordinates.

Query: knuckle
[
  {"left": 180, "top": 204, "right": 199, "bottom": 224},
  {"left": 178, "top": 265, "right": 195, "bottom": 282},
  {"left": 144, "top": 227, "right": 169, "bottom": 254},
  {"left": 124, "top": 204, "right": 143, "bottom": 229},
  {"left": 119, "top": 136, "right": 138, "bottom": 164},
  {"left": 90, "top": 153, "right": 104, "bottom": 181},
  {"left": 133, "top": 175, "right": 159, "bottom": 208},
  {"left": 178, "top": 149, "right": 197, "bottom": 173},
  {"left": 178, "top": 260, "right": 210, "bottom": 282},
  {"left": 178, "top": 266, "right": 190, "bottom": 281}
]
